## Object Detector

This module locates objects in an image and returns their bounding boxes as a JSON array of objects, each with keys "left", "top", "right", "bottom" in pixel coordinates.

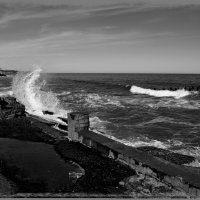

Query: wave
[
  {"left": 90, "top": 116, "right": 111, "bottom": 133},
  {"left": 85, "top": 93, "right": 124, "bottom": 108},
  {"left": 92, "top": 128, "right": 170, "bottom": 149},
  {"left": 0, "top": 90, "right": 13, "bottom": 97},
  {"left": 130, "top": 85, "right": 197, "bottom": 99},
  {"left": 12, "top": 69, "right": 69, "bottom": 124},
  {"left": 136, "top": 116, "right": 200, "bottom": 127},
  {"left": 56, "top": 91, "right": 71, "bottom": 96},
  {"left": 0, "top": 86, "right": 12, "bottom": 90},
  {"left": 147, "top": 98, "right": 200, "bottom": 110}
]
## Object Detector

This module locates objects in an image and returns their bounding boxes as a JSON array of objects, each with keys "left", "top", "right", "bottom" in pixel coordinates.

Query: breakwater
[{"left": 66, "top": 112, "right": 200, "bottom": 196}]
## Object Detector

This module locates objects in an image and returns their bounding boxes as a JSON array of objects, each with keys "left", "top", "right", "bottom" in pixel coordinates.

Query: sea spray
[
  {"left": 12, "top": 69, "right": 69, "bottom": 123},
  {"left": 0, "top": 90, "right": 13, "bottom": 97},
  {"left": 130, "top": 85, "right": 197, "bottom": 99}
]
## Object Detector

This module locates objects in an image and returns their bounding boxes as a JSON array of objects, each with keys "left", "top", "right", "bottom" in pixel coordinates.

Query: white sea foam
[
  {"left": 0, "top": 86, "right": 12, "bottom": 90},
  {"left": 56, "top": 91, "right": 71, "bottom": 96},
  {"left": 12, "top": 68, "right": 69, "bottom": 124},
  {"left": 0, "top": 90, "right": 13, "bottom": 97},
  {"left": 85, "top": 93, "right": 123, "bottom": 108},
  {"left": 130, "top": 85, "right": 197, "bottom": 99},
  {"left": 90, "top": 116, "right": 111, "bottom": 133},
  {"left": 91, "top": 127, "right": 170, "bottom": 149},
  {"left": 147, "top": 99, "right": 200, "bottom": 110},
  {"left": 137, "top": 116, "right": 200, "bottom": 127}
]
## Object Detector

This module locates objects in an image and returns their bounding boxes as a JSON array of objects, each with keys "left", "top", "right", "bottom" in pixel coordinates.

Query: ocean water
[{"left": 1, "top": 70, "right": 200, "bottom": 163}]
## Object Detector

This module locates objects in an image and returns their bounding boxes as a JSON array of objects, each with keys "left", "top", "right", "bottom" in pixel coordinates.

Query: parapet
[{"left": 66, "top": 112, "right": 200, "bottom": 196}]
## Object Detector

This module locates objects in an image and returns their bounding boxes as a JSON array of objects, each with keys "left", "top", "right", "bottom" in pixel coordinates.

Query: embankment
[
  {"left": 65, "top": 112, "right": 200, "bottom": 197},
  {"left": 1, "top": 96, "right": 200, "bottom": 197},
  {"left": 0, "top": 97, "right": 136, "bottom": 196}
]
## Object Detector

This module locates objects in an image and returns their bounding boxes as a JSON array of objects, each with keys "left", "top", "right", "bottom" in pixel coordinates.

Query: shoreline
[
  {"left": 0, "top": 96, "right": 200, "bottom": 197},
  {"left": 0, "top": 97, "right": 136, "bottom": 196}
]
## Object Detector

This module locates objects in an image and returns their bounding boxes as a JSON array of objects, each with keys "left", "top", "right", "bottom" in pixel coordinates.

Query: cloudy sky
[{"left": 0, "top": 0, "right": 200, "bottom": 73}]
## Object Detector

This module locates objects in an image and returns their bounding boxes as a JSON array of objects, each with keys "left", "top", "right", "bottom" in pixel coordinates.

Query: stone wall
[{"left": 67, "top": 112, "right": 200, "bottom": 196}]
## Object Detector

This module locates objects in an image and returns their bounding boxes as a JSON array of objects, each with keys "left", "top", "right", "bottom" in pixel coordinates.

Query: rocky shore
[
  {"left": 0, "top": 97, "right": 136, "bottom": 196},
  {"left": 0, "top": 96, "right": 198, "bottom": 197}
]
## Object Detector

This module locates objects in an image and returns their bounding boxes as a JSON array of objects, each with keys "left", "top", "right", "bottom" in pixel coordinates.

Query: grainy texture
[
  {"left": 55, "top": 140, "right": 135, "bottom": 194},
  {"left": 137, "top": 146, "right": 195, "bottom": 165}
]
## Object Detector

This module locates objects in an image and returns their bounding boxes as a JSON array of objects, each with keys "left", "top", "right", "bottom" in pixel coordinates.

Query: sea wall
[{"left": 67, "top": 112, "right": 200, "bottom": 196}]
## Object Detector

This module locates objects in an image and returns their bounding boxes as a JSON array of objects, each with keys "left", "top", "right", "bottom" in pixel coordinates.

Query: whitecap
[
  {"left": 12, "top": 68, "right": 70, "bottom": 124},
  {"left": 130, "top": 85, "right": 197, "bottom": 99}
]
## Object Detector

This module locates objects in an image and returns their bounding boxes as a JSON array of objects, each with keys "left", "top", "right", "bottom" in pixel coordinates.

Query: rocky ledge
[
  {"left": 0, "top": 97, "right": 25, "bottom": 120},
  {"left": 0, "top": 97, "right": 136, "bottom": 196},
  {"left": 0, "top": 96, "right": 198, "bottom": 197}
]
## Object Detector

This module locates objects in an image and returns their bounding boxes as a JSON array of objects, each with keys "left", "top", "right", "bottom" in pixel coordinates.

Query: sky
[{"left": 0, "top": 0, "right": 200, "bottom": 73}]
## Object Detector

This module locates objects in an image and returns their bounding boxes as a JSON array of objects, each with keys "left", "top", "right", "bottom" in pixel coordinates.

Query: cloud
[{"left": 0, "top": 0, "right": 200, "bottom": 73}]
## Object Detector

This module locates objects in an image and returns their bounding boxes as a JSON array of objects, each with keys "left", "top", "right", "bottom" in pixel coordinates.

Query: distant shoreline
[{"left": 0, "top": 69, "right": 17, "bottom": 77}]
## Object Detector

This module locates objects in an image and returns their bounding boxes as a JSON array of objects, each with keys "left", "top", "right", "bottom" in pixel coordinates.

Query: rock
[
  {"left": 42, "top": 110, "right": 54, "bottom": 115},
  {"left": 0, "top": 97, "right": 25, "bottom": 120},
  {"left": 57, "top": 124, "right": 68, "bottom": 131},
  {"left": 69, "top": 172, "right": 84, "bottom": 184},
  {"left": 58, "top": 117, "right": 68, "bottom": 124},
  {"left": 119, "top": 181, "right": 125, "bottom": 186}
]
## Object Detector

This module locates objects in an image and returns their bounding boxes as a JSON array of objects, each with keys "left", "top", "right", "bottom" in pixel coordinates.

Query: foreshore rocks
[
  {"left": 0, "top": 97, "right": 25, "bottom": 120},
  {"left": 54, "top": 140, "right": 135, "bottom": 194},
  {"left": 0, "top": 96, "right": 199, "bottom": 197},
  {"left": 0, "top": 96, "right": 136, "bottom": 195}
]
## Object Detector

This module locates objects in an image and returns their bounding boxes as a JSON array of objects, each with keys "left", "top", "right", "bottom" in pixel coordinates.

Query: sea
[{"left": 1, "top": 69, "right": 200, "bottom": 165}]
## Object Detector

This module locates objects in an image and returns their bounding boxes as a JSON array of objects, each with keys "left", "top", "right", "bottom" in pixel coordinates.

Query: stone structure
[
  {"left": 67, "top": 112, "right": 200, "bottom": 196},
  {"left": 68, "top": 112, "right": 89, "bottom": 141},
  {"left": 0, "top": 97, "right": 25, "bottom": 119}
]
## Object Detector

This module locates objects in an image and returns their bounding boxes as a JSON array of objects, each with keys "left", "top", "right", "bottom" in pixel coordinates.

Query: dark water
[
  {"left": 45, "top": 73, "right": 200, "bottom": 159},
  {"left": 0, "top": 138, "right": 81, "bottom": 193},
  {"left": 1, "top": 73, "right": 200, "bottom": 161}
]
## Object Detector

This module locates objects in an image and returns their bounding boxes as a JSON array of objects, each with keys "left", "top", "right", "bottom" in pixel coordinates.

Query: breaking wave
[
  {"left": 0, "top": 90, "right": 13, "bottom": 97},
  {"left": 56, "top": 91, "right": 71, "bottom": 96},
  {"left": 12, "top": 68, "right": 69, "bottom": 124},
  {"left": 130, "top": 85, "right": 197, "bottom": 99}
]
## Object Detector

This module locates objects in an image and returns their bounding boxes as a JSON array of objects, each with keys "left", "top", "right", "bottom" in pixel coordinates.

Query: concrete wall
[{"left": 67, "top": 112, "right": 200, "bottom": 196}]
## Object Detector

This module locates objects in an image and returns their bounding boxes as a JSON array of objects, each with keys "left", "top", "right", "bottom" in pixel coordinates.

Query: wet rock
[
  {"left": 57, "top": 124, "right": 68, "bottom": 131},
  {"left": 42, "top": 110, "right": 54, "bottom": 115},
  {"left": 0, "top": 97, "right": 25, "bottom": 120},
  {"left": 123, "top": 173, "right": 181, "bottom": 197},
  {"left": 69, "top": 172, "right": 84, "bottom": 185},
  {"left": 58, "top": 117, "right": 68, "bottom": 124}
]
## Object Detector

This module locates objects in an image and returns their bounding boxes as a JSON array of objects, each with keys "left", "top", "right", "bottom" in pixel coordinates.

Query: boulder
[
  {"left": 42, "top": 110, "right": 54, "bottom": 115},
  {"left": 0, "top": 97, "right": 25, "bottom": 120}
]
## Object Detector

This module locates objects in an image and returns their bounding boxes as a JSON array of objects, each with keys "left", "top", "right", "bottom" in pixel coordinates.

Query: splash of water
[{"left": 12, "top": 68, "right": 68, "bottom": 123}]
